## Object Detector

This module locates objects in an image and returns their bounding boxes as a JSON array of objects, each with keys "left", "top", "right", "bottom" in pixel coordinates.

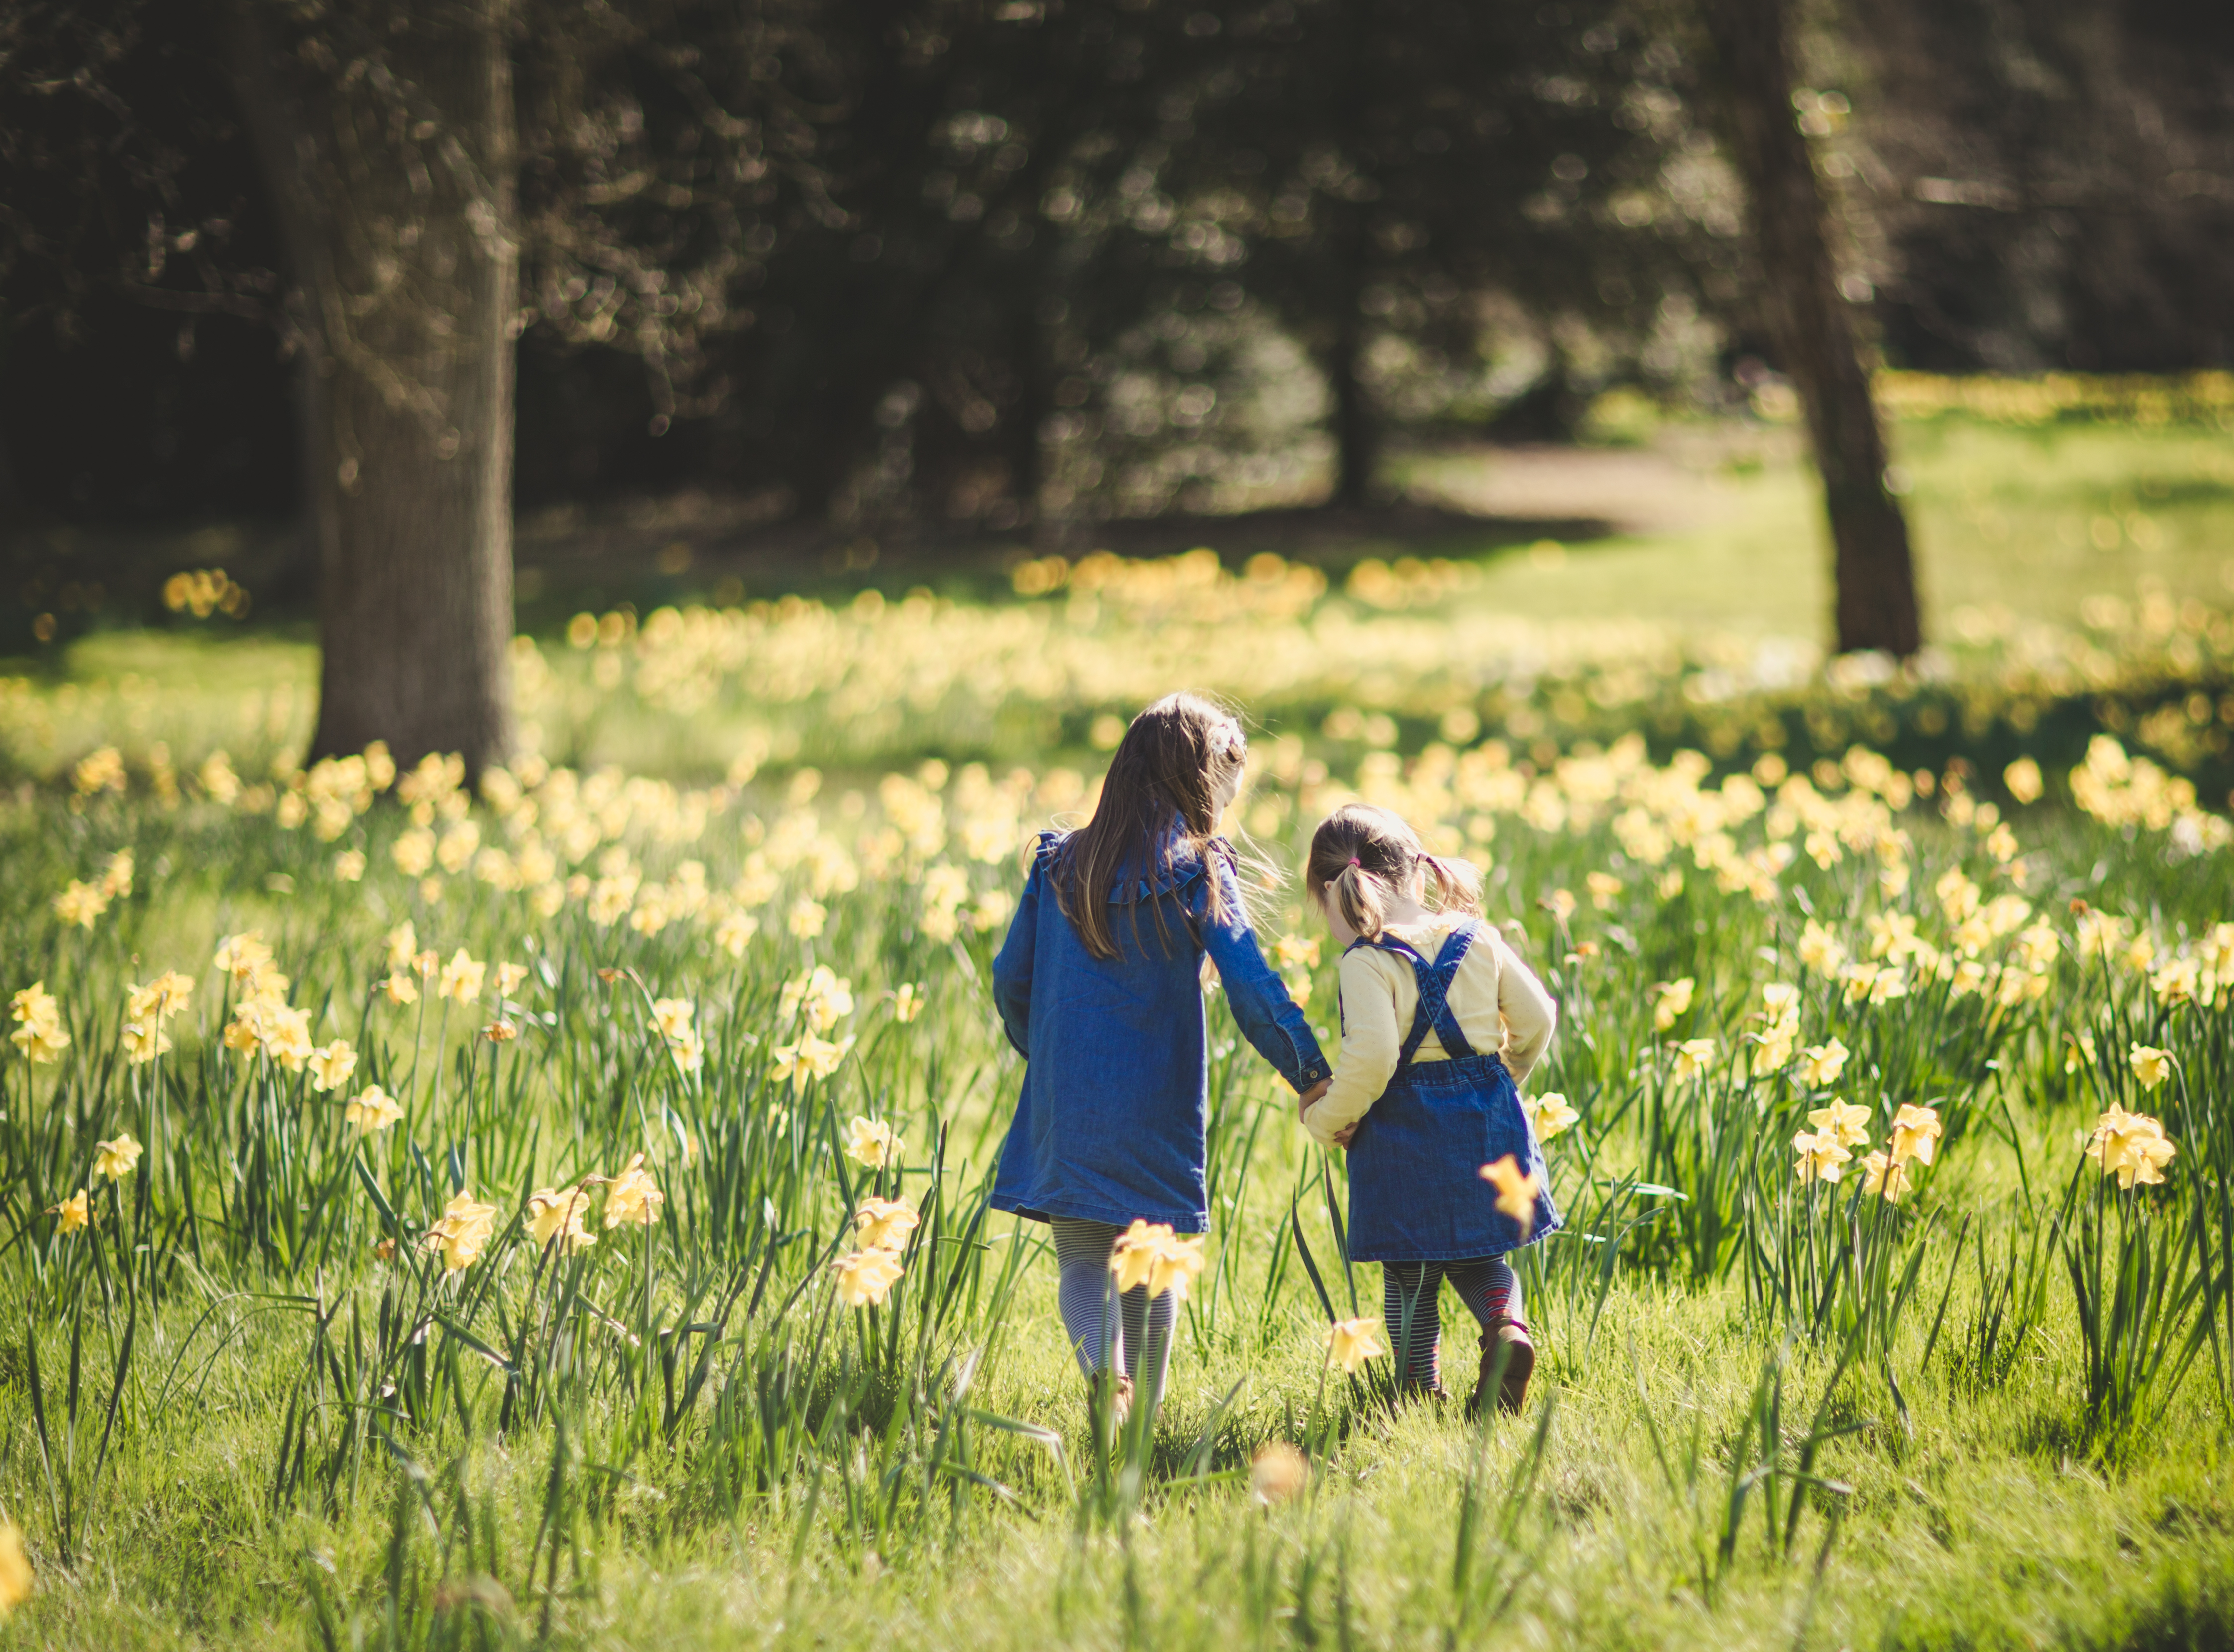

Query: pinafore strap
[{"left": 1348, "top": 921, "right": 1481, "bottom": 1067}]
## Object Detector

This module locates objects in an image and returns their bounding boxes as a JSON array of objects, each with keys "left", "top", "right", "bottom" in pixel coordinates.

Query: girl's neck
[{"left": 1381, "top": 890, "right": 1431, "bottom": 928}]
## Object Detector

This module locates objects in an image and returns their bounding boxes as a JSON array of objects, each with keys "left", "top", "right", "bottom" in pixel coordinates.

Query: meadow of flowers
[{"left": 3, "top": 645, "right": 2234, "bottom": 1651}]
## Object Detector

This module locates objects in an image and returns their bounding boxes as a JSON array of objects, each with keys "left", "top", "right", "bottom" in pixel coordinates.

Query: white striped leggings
[
  {"left": 1383, "top": 1258, "right": 1521, "bottom": 1389},
  {"left": 1049, "top": 1217, "right": 1178, "bottom": 1401}
]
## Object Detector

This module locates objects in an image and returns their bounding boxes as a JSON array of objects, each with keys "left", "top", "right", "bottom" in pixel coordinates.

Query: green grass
[
  {"left": 1400, "top": 414, "right": 2234, "bottom": 638},
  {"left": 2, "top": 716, "right": 2234, "bottom": 1648}
]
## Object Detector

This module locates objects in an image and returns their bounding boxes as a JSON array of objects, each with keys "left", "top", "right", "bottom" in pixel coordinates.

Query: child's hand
[
  {"left": 1331, "top": 1123, "right": 1358, "bottom": 1150},
  {"left": 1297, "top": 1077, "right": 1330, "bottom": 1125}
]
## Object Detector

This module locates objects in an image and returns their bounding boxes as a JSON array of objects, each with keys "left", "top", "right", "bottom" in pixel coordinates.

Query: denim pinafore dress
[{"left": 1343, "top": 921, "right": 1561, "bottom": 1263}]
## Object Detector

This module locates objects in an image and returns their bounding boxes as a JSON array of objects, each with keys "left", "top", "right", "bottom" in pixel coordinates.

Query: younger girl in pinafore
[
  {"left": 991, "top": 694, "right": 1331, "bottom": 1415},
  {"left": 1299, "top": 803, "right": 1560, "bottom": 1413}
]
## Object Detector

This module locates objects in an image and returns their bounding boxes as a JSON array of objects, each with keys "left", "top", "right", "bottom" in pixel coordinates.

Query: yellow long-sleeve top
[{"left": 1301, "top": 916, "right": 1557, "bottom": 1149}]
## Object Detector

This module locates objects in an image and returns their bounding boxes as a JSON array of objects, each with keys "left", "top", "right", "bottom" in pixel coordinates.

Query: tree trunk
[
  {"left": 1704, "top": 0, "right": 1922, "bottom": 657},
  {"left": 217, "top": 0, "right": 518, "bottom": 774},
  {"left": 1323, "top": 202, "right": 1377, "bottom": 510},
  {"left": 1326, "top": 301, "right": 1376, "bottom": 510}
]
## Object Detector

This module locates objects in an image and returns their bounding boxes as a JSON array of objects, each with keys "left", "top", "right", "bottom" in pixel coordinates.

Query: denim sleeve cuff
[{"left": 1290, "top": 1055, "right": 1332, "bottom": 1092}]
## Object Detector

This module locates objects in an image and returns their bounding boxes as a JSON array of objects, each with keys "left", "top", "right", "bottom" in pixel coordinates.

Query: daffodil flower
[
  {"left": 853, "top": 1196, "right": 920, "bottom": 1252},
  {"left": 344, "top": 1085, "right": 405, "bottom": 1136},
  {"left": 1326, "top": 1316, "right": 1385, "bottom": 1373},
  {"left": 1480, "top": 1155, "right": 1540, "bottom": 1235},
  {"left": 840, "top": 1114, "right": 900, "bottom": 1169},
  {"left": 833, "top": 1247, "right": 904, "bottom": 1307},
  {"left": 1888, "top": 1103, "right": 1943, "bottom": 1166},
  {"left": 1527, "top": 1091, "right": 1579, "bottom": 1141},
  {"left": 92, "top": 1134, "right": 143, "bottom": 1181}
]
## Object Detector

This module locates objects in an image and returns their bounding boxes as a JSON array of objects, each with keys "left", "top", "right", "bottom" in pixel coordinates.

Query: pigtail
[
  {"left": 1417, "top": 853, "right": 1483, "bottom": 918},
  {"left": 1331, "top": 861, "right": 1393, "bottom": 942}
]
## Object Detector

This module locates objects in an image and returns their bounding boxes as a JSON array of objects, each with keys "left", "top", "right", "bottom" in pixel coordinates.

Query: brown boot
[
  {"left": 1089, "top": 1369, "right": 1134, "bottom": 1432},
  {"left": 1471, "top": 1317, "right": 1534, "bottom": 1416}
]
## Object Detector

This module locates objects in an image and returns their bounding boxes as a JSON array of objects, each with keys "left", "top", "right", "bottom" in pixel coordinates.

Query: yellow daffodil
[
  {"left": 52, "top": 880, "right": 111, "bottom": 929},
  {"left": 1888, "top": 1103, "right": 1943, "bottom": 1167},
  {"left": 891, "top": 982, "right": 925, "bottom": 1022},
  {"left": 0, "top": 1519, "right": 33, "bottom": 1617},
  {"left": 1797, "top": 1039, "right": 1850, "bottom": 1089},
  {"left": 213, "top": 931, "right": 274, "bottom": 982},
  {"left": 602, "top": 1154, "right": 664, "bottom": 1227},
  {"left": 1792, "top": 1128, "right": 1852, "bottom": 1185},
  {"left": 423, "top": 1192, "right": 499, "bottom": 1271},
  {"left": 1797, "top": 1091, "right": 1867, "bottom": 1144},
  {"left": 2087, "top": 1105, "right": 2177, "bottom": 1189},
  {"left": 1860, "top": 1149, "right": 1908, "bottom": 1202},
  {"left": 1672, "top": 1038, "right": 1715, "bottom": 1082},
  {"left": 496, "top": 962, "right": 529, "bottom": 998},
  {"left": 652, "top": 997, "right": 695, "bottom": 1040},
  {"left": 126, "top": 971, "right": 194, "bottom": 1024},
  {"left": 778, "top": 966, "right": 854, "bottom": 1032},
  {"left": 1250, "top": 1441, "right": 1308, "bottom": 1504},
  {"left": 1103, "top": 1219, "right": 1205, "bottom": 1300},
  {"left": 526, "top": 1186, "right": 597, "bottom": 1253},
  {"left": 1750, "top": 1027, "right": 1795, "bottom": 1078},
  {"left": 1527, "top": 1092, "right": 1579, "bottom": 1141},
  {"left": 344, "top": 1085, "right": 405, "bottom": 1135},
  {"left": 9, "top": 984, "right": 69, "bottom": 1065},
  {"left": 438, "top": 949, "right": 486, "bottom": 1004},
  {"left": 1326, "top": 1316, "right": 1385, "bottom": 1372},
  {"left": 1797, "top": 919, "right": 1847, "bottom": 976},
  {"left": 385, "top": 921, "right": 418, "bottom": 971},
  {"left": 773, "top": 1032, "right": 853, "bottom": 1083},
  {"left": 1480, "top": 1154, "right": 1540, "bottom": 1235},
  {"left": 334, "top": 849, "right": 367, "bottom": 882},
  {"left": 381, "top": 972, "right": 420, "bottom": 1006},
  {"left": 833, "top": 1246, "right": 905, "bottom": 1307},
  {"left": 854, "top": 1196, "right": 920, "bottom": 1252},
  {"left": 1650, "top": 977, "right": 1694, "bottom": 1032},
  {"left": 308, "top": 1040, "right": 358, "bottom": 1093},
  {"left": 46, "top": 1189, "right": 92, "bottom": 1234},
  {"left": 2128, "top": 1043, "right": 2173, "bottom": 1091},
  {"left": 122, "top": 1019, "right": 170, "bottom": 1065},
  {"left": 787, "top": 897, "right": 828, "bottom": 939},
  {"left": 92, "top": 1133, "right": 143, "bottom": 1181},
  {"left": 482, "top": 1019, "right": 518, "bottom": 1044},
  {"left": 715, "top": 910, "right": 760, "bottom": 957}
]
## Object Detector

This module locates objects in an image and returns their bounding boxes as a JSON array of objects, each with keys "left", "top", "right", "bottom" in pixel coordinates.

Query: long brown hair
[
  {"left": 1305, "top": 803, "right": 1482, "bottom": 943},
  {"left": 1051, "top": 692, "right": 1249, "bottom": 960}
]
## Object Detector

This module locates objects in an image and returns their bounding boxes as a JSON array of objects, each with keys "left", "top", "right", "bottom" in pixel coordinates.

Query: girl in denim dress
[
  {"left": 1298, "top": 803, "right": 1559, "bottom": 1414},
  {"left": 991, "top": 694, "right": 1331, "bottom": 1414}
]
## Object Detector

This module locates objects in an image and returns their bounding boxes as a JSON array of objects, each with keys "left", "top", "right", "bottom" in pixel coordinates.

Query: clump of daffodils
[{"left": 9, "top": 983, "right": 70, "bottom": 1065}]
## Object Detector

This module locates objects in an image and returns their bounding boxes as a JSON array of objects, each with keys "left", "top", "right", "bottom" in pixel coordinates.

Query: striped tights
[
  {"left": 1049, "top": 1217, "right": 1177, "bottom": 1402},
  {"left": 1382, "top": 1258, "right": 1521, "bottom": 1389}
]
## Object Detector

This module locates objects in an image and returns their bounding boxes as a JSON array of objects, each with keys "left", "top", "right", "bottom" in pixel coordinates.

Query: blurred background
[{"left": 1, "top": 0, "right": 2232, "bottom": 793}]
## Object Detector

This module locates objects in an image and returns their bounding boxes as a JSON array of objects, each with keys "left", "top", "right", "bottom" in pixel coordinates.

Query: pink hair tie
[{"left": 1346, "top": 857, "right": 1361, "bottom": 867}]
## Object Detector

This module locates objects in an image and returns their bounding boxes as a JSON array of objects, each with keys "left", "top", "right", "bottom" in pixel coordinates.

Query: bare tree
[{"left": 1703, "top": 0, "right": 1921, "bottom": 657}]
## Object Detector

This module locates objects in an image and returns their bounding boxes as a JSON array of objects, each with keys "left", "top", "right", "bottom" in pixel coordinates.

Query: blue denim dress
[
  {"left": 1343, "top": 922, "right": 1560, "bottom": 1263},
  {"left": 991, "top": 830, "right": 1331, "bottom": 1232}
]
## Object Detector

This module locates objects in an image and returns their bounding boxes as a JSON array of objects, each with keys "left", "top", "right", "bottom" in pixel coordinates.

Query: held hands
[{"left": 1296, "top": 1078, "right": 1356, "bottom": 1150}]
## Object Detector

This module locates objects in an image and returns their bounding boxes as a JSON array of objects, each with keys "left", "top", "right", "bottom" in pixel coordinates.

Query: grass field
[{"left": 3, "top": 391, "right": 2234, "bottom": 1649}]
